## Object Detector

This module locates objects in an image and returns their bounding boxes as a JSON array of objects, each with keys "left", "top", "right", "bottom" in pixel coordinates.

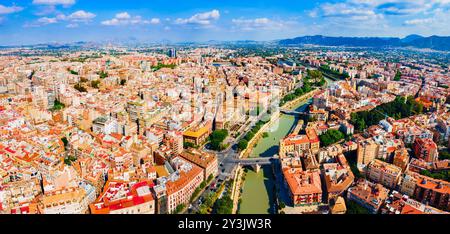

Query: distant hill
[
  {"left": 401, "top": 34, "right": 423, "bottom": 43},
  {"left": 278, "top": 35, "right": 450, "bottom": 51},
  {"left": 404, "top": 35, "right": 450, "bottom": 51},
  {"left": 278, "top": 35, "right": 401, "bottom": 47}
]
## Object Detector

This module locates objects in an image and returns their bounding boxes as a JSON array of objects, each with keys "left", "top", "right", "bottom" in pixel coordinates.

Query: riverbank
[
  {"left": 237, "top": 97, "right": 313, "bottom": 214},
  {"left": 235, "top": 77, "right": 336, "bottom": 214},
  {"left": 240, "top": 89, "right": 318, "bottom": 159},
  {"left": 239, "top": 111, "right": 280, "bottom": 159},
  {"left": 282, "top": 88, "right": 319, "bottom": 110}
]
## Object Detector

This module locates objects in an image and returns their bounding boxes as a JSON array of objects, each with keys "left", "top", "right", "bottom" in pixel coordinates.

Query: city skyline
[{"left": 0, "top": 0, "right": 450, "bottom": 45}]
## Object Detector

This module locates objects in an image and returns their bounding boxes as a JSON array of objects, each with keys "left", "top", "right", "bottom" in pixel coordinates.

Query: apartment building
[
  {"left": 322, "top": 155, "right": 355, "bottom": 200},
  {"left": 39, "top": 187, "right": 89, "bottom": 214},
  {"left": 90, "top": 180, "right": 155, "bottom": 214},
  {"left": 347, "top": 179, "right": 389, "bottom": 214},
  {"left": 367, "top": 159, "right": 402, "bottom": 189},
  {"left": 357, "top": 138, "right": 379, "bottom": 171},
  {"left": 414, "top": 177, "right": 450, "bottom": 211},
  {"left": 279, "top": 134, "right": 311, "bottom": 158},
  {"left": 183, "top": 123, "right": 212, "bottom": 146},
  {"left": 166, "top": 157, "right": 204, "bottom": 213},
  {"left": 413, "top": 138, "right": 438, "bottom": 162},
  {"left": 282, "top": 167, "right": 322, "bottom": 206},
  {"left": 179, "top": 148, "right": 218, "bottom": 180}
]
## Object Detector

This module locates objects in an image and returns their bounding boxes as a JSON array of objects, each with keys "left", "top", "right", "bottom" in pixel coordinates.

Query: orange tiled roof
[{"left": 283, "top": 168, "right": 322, "bottom": 196}]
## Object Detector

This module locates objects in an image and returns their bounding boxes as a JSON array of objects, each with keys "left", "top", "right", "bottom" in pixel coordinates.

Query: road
[
  {"left": 188, "top": 140, "right": 240, "bottom": 214},
  {"left": 189, "top": 113, "right": 266, "bottom": 213}
]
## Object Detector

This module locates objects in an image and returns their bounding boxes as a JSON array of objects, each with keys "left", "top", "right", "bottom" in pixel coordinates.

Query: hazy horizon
[{"left": 0, "top": 0, "right": 449, "bottom": 45}]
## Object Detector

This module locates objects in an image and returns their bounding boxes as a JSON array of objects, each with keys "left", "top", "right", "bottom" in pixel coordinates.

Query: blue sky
[{"left": 0, "top": 0, "right": 449, "bottom": 45}]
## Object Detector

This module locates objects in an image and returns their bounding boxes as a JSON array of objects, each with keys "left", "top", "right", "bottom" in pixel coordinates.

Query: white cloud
[
  {"left": 26, "top": 10, "right": 95, "bottom": 27},
  {"left": 37, "top": 17, "right": 58, "bottom": 25},
  {"left": 231, "top": 18, "right": 286, "bottom": 31},
  {"left": 56, "top": 13, "right": 67, "bottom": 20},
  {"left": 53, "top": 10, "right": 95, "bottom": 22},
  {"left": 67, "top": 10, "right": 96, "bottom": 22},
  {"left": 102, "top": 12, "right": 160, "bottom": 26},
  {"left": 101, "top": 18, "right": 120, "bottom": 26},
  {"left": 115, "top": 12, "right": 131, "bottom": 20},
  {"left": 0, "top": 4, "right": 23, "bottom": 15},
  {"left": 404, "top": 18, "right": 434, "bottom": 25},
  {"left": 32, "top": 0, "right": 75, "bottom": 6},
  {"left": 377, "top": 2, "right": 432, "bottom": 15},
  {"left": 311, "top": 0, "right": 440, "bottom": 19},
  {"left": 150, "top": 18, "right": 160, "bottom": 24},
  {"left": 317, "top": 2, "right": 382, "bottom": 20},
  {"left": 175, "top": 9, "right": 220, "bottom": 25},
  {"left": 305, "top": 0, "right": 450, "bottom": 37}
]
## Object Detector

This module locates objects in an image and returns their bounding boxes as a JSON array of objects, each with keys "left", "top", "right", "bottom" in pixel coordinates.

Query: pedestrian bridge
[
  {"left": 229, "top": 156, "right": 279, "bottom": 170},
  {"left": 233, "top": 156, "right": 278, "bottom": 172},
  {"left": 280, "top": 108, "right": 308, "bottom": 116}
]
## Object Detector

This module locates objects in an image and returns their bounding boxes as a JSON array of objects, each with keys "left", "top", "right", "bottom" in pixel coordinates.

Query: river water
[
  {"left": 238, "top": 99, "right": 312, "bottom": 214},
  {"left": 238, "top": 77, "right": 333, "bottom": 214}
]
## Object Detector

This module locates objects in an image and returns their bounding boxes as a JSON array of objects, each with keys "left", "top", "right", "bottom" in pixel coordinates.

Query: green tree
[
  {"left": 439, "top": 150, "right": 450, "bottom": 160},
  {"left": 198, "top": 204, "right": 209, "bottom": 214},
  {"left": 203, "top": 192, "right": 215, "bottom": 208},
  {"left": 151, "top": 63, "right": 177, "bottom": 71},
  {"left": 64, "top": 155, "right": 77, "bottom": 166},
  {"left": 346, "top": 200, "right": 370, "bottom": 214},
  {"left": 319, "top": 129, "right": 345, "bottom": 147},
  {"left": 279, "top": 201, "right": 286, "bottom": 209},
  {"left": 174, "top": 204, "right": 186, "bottom": 214},
  {"left": 209, "top": 129, "right": 228, "bottom": 151},
  {"left": 294, "top": 88, "right": 304, "bottom": 96},
  {"left": 214, "top": 195, "right": 233, "bottom": 214},
  {"left": 74, "top": 83, "right": 87, "bottom": 92},
  {"left": 420, "top": 170, "right": 449, "bottom": 181},
  {"left": 190, "top": 187, "right": 201, "bottom": 202},
  {"left": 98, "top": 70, "right": 108, "bottom": 79},
  {"left": 183, "top": 141, "right": 197, "bottom": 149},
  {"left": 51, "top": 99, "right": 65, "bottom": 111},
  {"left": 350, "top": 96, "right": 423, "bottom": 132},
  {"left": 237, "top": 140, "right": 248, "bottom": 151},
  {"left": 91, "top": 80, "right": 101, "bottom": 89},
  {"left": 61, "top": 137, "right": 68, "bottom": 147},
  {"left": 244, "top": 132, "right": 255, "bottom": 141},
  {"left": 394, "top": 70, "right": 402, "bottom": 81},
  {"left": 207, "top": 174, "right": 214, "bottom": 183}
]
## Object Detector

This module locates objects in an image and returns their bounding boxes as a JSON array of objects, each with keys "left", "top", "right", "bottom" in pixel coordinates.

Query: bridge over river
[
  {"left": 279, "top": 108, "right": 308, "bottom": 116},
  {"left": 227, "top": 156, "right": 279, "bottom": 172}
]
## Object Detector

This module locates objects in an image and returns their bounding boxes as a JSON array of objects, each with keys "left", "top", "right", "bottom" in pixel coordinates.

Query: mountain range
[
  {"left": 278, "top": 35, "right": 450, "bottom": 51},
  {"left": 2, "top": 34, "right": 450, "bottom": 52}
]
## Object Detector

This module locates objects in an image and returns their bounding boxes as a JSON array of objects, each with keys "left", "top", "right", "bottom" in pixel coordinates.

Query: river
[
  {"left": 238, "top": 77, "right": 334, "bottom": 214},
  {"left": 238, "top": 99, "right": 312, "bottom": 214}
]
